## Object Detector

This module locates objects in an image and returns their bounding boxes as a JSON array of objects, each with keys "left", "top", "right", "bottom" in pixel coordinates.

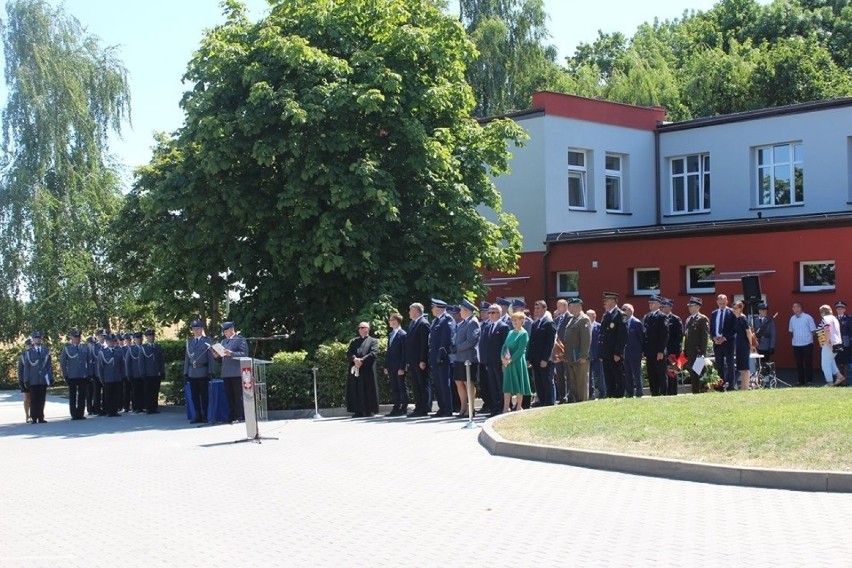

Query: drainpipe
[
  {"left": 654, "top": 127, "right": 662, "bottom": 225},
  {"left": 542, "top": 240, "right": 551, "bottom": 302}
]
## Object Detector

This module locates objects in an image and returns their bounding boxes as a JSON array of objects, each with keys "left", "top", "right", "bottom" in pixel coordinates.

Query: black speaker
[{"left": 741, "top": 275, "right": 762, "bottom": 303}]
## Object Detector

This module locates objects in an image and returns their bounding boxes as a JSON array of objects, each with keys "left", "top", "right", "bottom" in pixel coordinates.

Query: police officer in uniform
[
  {"left": 833, "top": 301, "right": 849, "bottom": 382},
  {"left": 142, "top": 329, "right": 166, "bottom": 413},
  {"left": 98, "top": 334, "right": 124, "bottom": 416},
  {"left": 116, "top": 333, "right": 131, "bottom": 412},
  {"left": 89, "top": 329, "right": 107, "bottom": 415},
  {"left": 125, "top": 332, "right": 146, "bottom": 412},
  {"left": 60, "top": 329, "right": 91, "bottom": 420},
  {"left": 183, "top": 320, "right": 215, "bottom": 423},
  {"left": 22, "top": 331, "right": 53, "bottom": 423},
  {"left": 428, "top": 299, "right": 455, "bottom": 418},
  {"left": 216, "top": 321, "right": 248, "bottom": 423}
]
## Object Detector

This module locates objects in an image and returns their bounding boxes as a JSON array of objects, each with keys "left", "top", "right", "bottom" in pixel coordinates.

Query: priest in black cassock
[{"left": 347, "top": 321, "right": 380, "bottom": 417}]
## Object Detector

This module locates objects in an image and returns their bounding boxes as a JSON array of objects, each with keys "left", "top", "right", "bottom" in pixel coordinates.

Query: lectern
[{"left": 235, "top": 357, "right": 276, "bottom": 443}]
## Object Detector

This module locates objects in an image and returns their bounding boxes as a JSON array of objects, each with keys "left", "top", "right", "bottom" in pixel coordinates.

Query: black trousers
[
  {"left": 223, "top": 376, "right": 244, "bottom": 421},
  {"left": 131, "top": 377, "right": 146, "bottom": 411},
  {"left": 122, "top": 378, "right": 132, "bottom": 412},
  {"left": 485, "top": 363, "right": 504, "bottom": 413},
  {"left": 67, "top": 378, "right": 88, "bottom": 418},
  {"left": 554, "top": 360, "right": 567, "bottom": 401},
  {"left": 408, "top": 366, "right": 431, "bottom": 414},
  {"left": 389, "top": 371, "right": 409, "bottom": 410},
  {"left": 532, "top": 362, "right": 554, "bottom": 405},
  {"left": 793, "top": 343, "right": 814, "bottom": 384},
  {"left": 603, "top": 357, "right": 625, "bottom": 398},
  {"left": 90, "top": 378, "right": 103, "bottom": 414},
  {"left": 103, "top": 381, "right": 122, "bottom": 415},
  {"left": 478, "top": 363, "right": 490, "bottom": 409},
  {"left": 189, "top": 377, "right": 210, "bottom": 420},
  {"left": 645, "top": 354, "right": 667, "bottom": 396},
  {"left": 30, "top": 385, "right": 47, "bottom": 421},
  {"left": 144, "top": 376, "right": 162, "bottom": 413}
]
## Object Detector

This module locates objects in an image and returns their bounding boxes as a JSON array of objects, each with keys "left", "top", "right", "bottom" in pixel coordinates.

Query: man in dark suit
[
  {"left": 622, "top": 303, "right": 644, "bottom": 397},
  {"left": 599, "top": 292, "right": 627, "bottom": 398},
  {"left": 586, "top": 309, "right": 605, "bottom": 399},
  {"left": 483, "top": 304, "right": 509, "bottom": 416},
  {"left": 643, "top": 295, "right": 669, "bottom": 396},
  {"left": 406, "top": 303, "right": 431, "bottom": 417},
  {"left": 661, "top": 298, "right": 683, "bottom": 395},
  {"left": 528, "top": 300, "right": 556, "bottom": 406},
  {"left": 710, "top": 293, "right": 736, "bottom": 390},
  {"left": 383, "top": 313, "right": 408, "bottom": 416},
  {"left": 142, "top": 329, "right": 166, "bottom": 414},
  {"left": 478, "top": 301, "right": 492, "bottom": 413},
  {"left": 428, "top": 298, "right": 455, "bottom": 417}
]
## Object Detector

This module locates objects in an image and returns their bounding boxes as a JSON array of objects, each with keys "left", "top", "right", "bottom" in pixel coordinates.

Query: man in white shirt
[{"left": 788, "top": 302, "right": 816, "bottom": 386}]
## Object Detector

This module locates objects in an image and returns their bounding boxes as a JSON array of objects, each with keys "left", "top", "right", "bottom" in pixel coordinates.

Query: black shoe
[
  {"left": 429, "top": 412, "right": 444, "bottom": 418},
  {"left": 190, "top": 418, "right": 203, "bottom": 424},
  {"left": 352, "top": 413, "right": 364, "bottom": 418},
  {"left": 108, "top": 413, "right": 121, "bottom": 417},
  {"left": 38, "top": 418, "right": 47, "bottom": 423},
  {"left": 407, "top": 411, "right": 424, "bottom": 417},
  {"left": 386, "top": 410, "right": 399, "bottom": 417}
]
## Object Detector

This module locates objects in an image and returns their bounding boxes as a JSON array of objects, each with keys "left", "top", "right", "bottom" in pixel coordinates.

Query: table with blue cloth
[{"left": 185, "top": 379, "right": 230, "bottom": 423}]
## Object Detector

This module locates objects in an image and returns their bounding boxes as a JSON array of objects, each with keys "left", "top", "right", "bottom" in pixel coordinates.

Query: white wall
[
  {"left": 542, "top": 115, "right": 658, "bottom": 234},
  {"left": 659, "top": 106, "right": 852, "bottom": 223}
]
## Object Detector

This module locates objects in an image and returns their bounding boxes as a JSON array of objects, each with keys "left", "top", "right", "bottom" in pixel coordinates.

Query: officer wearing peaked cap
[
  {"left": 428, "top": 298, "right": 455, "bottom": 417},
  {"left": 142, "top": 330, "right": 166, "bottom": 414},
  {"left": 22, "top": 332, "right": 53, "bottom": 424},
  {"left": 216, "top": 321, "right": 248, "bottom": 423},
  {"left": 98, "top": 334, "right": 124, "bottom": 416},
  {"left": 125, "top": 332, "right": 146, "bottom": 413},
  {"left": 61, "top": 329, "right": 91, "bottom": 420},
  {"left": 183, "top": 320, "right": 215, "bottom": 423}
]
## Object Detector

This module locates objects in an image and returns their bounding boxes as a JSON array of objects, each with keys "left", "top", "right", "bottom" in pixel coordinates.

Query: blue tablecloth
[{"left": 185, "top": 379, "right": 230, "bottom": 423}]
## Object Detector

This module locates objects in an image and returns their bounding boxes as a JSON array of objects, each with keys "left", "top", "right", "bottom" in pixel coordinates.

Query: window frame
[
  {"left": 633, "top": 267, "right": 661, "bottom": 296},
  {"left": 605, "top": 153, "right": 623, "bottom": 213},
  {"left": 555, "top": 271, "right": 580, "bottom": 298},
  {"left": 686, "top": 264, "right": 715, "bottom": 294},
  {"left": 669, "top": 153, "right": 710, "bottom": 215},
  {"left": 755, "top": 142, "right": 803, "bottom": 208},
  {"left": 568, "top": 149, "right": 589, "bottom": 210},
  {"left": 799, "top": 260, "right": 835, "bottom": 292}
]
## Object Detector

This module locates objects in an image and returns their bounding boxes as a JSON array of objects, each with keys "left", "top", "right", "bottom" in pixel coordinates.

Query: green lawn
[{"left": 493, "top": 388, "right": 852, "bottom": 471}]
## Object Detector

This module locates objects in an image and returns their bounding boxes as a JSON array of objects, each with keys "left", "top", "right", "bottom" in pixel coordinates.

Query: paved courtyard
[{"left": 1, "top": 391, "right": 850, "bottom": 567}]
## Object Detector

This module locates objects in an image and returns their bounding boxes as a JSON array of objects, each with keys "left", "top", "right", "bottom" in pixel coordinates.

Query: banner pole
[
  {"left": 462, "top": 360, "right": 477, "bottom": 430},
  {"left": 311, "top": 367, "right": 322, "bottom": 420}
]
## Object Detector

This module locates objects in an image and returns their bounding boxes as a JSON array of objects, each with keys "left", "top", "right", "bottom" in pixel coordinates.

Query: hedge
[{"left": 162, "top": 339, "right": 394, "bottom": 411}]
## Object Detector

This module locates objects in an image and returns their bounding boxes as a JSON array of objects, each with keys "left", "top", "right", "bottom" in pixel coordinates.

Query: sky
[{"left": 4, "top": 0, "right": 746, "bottom": 189}]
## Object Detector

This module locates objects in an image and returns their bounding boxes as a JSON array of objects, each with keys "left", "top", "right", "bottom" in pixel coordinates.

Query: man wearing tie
[
  {"left": 478, "top": 301, "right": 493, "bottom": 414},
  {"left": 528, "top": 300, "right": 555, "bottom": 406},
  {"left": 383, "top": 313, "right": 408, "bottom": 417},
  {"left": 683, "top": 297, "right": 710, "bottom": 394},
  {"left": 711, "top": 294, "right": 736, "bottom": 390},
  {"left": 622, "top": 304, "right": 644, "bottom": 398},
  {"left": 22, "top": 331, "right": 53, "bottom": 424},
  {"left": 60, "top": 330, "right": 91, "bottom": 420},
  {"left": 98, "top": 334, "right": 124, "bottom": 417},
  {"left": 484, "top": 304, "right": 509, "bottom": 416},
  {"left": 406, "top": 303, "right": 431, "bottom": 417},
  {"left": 642, "top": 295, "right": 669, "bottom": 397},
  {"left": 183, "top": 320, "right": 215, "bottom": 423}
]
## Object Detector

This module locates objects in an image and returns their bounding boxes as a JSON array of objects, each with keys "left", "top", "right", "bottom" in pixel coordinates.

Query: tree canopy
[
  {"left": 0, "top": 0, "right": 139, "bottom": 342},
  {"left": 564, "top": 0, "right": 852, "bottom": 120},
  {"left": 119, "top": 0, "right": 525, "bottom": 348}
]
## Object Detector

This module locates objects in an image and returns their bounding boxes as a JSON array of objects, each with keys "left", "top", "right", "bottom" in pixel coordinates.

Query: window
[
  {"left": 568, "top": 149, "right": 588, "bottom": 209},
  {"left": 670, "top": 154, "right": 710, "bottom": 214},
  {"left": 800, "top": 260, "right": 835, "bottom": 292},
  {"left": 633, "top": 268, "right": 661, "bottom": 296},
  {"left": 605, "top": 154, "right": 623, "bottom": 212},
  {"left": 556, "top": 271, "right": 579, "bottom": 297},
  {"left": 686, "top": 265, "right": 715, "bottom": 294},
  {"left": 756, "top": 142, "right": 803, "bottom": 207}
]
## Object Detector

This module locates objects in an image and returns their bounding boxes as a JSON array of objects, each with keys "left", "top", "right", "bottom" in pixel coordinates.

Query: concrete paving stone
[{"left": 1, "top": 391, "right": 852, "bottom": 567}]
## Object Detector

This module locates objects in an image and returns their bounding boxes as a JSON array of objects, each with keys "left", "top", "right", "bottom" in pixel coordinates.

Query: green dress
[{"left": 501, "top": 329, "right": 531, "bottom": 395}]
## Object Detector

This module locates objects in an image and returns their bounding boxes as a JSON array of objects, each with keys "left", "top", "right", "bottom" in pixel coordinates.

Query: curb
[{"left": 478, "top": 407, "right": 852, "bottom": 493}]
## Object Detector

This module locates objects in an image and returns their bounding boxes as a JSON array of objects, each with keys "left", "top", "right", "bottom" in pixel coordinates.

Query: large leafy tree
[
  {"left": 563, "top": 0, "right": 852, "bottom": 120},
  {"left": 0, "top": 0, "right": 136, "bottom": 341},
  {"left": 460, "top": 0, "right": 570, "bottom": 117},
  {"left": 122, "top": 0, "right": 524, "bottom": 348}
]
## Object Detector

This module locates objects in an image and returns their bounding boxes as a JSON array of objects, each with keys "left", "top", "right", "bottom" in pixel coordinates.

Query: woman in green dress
[{"left": 502, "top": 311, "right": 532, "bottom": 413}]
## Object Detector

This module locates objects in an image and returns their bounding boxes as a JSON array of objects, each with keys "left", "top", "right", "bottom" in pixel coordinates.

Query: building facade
[{"left": 484, "top": 92, "right": 852, "bottom": 369}]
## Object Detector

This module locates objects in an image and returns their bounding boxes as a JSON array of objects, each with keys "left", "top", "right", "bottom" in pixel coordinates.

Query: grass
[{"left": 493, "top": 388, "right": 852, "bottom": 471}]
